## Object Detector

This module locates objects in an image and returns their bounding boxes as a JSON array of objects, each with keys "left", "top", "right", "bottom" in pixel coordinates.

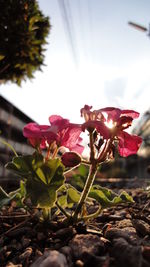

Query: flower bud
[{"left": 61, "top": 152, "right": 81, "bottom": 167}]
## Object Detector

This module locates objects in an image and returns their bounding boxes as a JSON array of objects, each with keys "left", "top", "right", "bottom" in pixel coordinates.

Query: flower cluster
[{"left": 23, "top": 105, "right": 142, "bottom": 166}]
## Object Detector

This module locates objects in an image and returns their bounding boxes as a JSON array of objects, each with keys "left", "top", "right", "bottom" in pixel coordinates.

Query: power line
[{"left": 57, "top": 0, "right": 78, "bottom": 66}]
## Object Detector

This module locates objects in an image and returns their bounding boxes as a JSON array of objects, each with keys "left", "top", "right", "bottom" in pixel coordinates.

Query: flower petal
[
  {"left": 80, "top": 105, "right": 93, "bottom": 121},
  {"left": 23, "top": 123, "right": 49, "bottom": 138},
  {"left": 82, "top": 120, "right": 110, "bottom": 139},
  {"left": 121, "top": 110, "right": 140, "bottom": 119},
  {"left": 117, "top": 116, "right": 133, "bottom": 130},
  {"left": 61, "top": 127, "right": 83, "bottom": 151},
  {"left": 118, "top": 131, "right": 142, "bottom": 157},
  {"left": 98, "top": 107, "right": 122, "bottom": 121}
]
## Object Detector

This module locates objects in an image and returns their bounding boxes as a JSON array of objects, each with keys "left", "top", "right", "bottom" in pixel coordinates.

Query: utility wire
[{"left": 57, "top": 0, "right": 78, "bottom": 66}]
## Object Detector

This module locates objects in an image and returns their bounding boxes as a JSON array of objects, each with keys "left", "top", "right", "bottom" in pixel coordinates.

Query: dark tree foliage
[{"left": 0, "top": 0, "right": 50, "bottom": 85}]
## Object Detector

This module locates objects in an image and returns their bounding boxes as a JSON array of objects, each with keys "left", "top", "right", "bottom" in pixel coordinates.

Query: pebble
[
  {"left": 31, "top": 250, "right": 68, "bottom": 267},
  {"left": 6, "top": 263, "right": 22, "bottom": 267},
  {"left": 104, "top": 227, "right": 138, "bottom": 245},
  {"left": 111, "top": 238, "right": 142, "bottom": 267},
  {"left": 19, "top": 247, "right": 33, "bottom": 260},
  {"left": 75, "top": 259, "right": 84, "bottom": 267},
  {"left": 60, "top": 246, "right": 73, "bottom": 266},
  {"left": 69, "top": 234, "right": 104, "bottom": 259},
  {"left": 132, "top": 219, "right": 150, "bottom": 236}
]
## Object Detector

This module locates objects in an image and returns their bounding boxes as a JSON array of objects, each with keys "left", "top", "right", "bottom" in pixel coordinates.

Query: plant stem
[
  {"left": 77, "top": 206, "right": 102, "bottom": 222},
  {"left": 43, "top": 208, "right": 51, "bottom": 221},
  {"left": 73, "top": 162, "right": 98, "bottom": 222},
  {"left": 72, "top": 130, "right": 98, "bottom": 222},
  {"left": 56, "top": 201, "right": 71, "bottom": 218}
]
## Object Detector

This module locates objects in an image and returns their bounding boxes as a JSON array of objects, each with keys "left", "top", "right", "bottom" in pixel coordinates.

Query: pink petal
[
  {"left": 80, "top": 105, "right": 93, "bottom": 118},
  {"left": 98, "top": 107, "right": 122, "bottom": 121},
  {"left": 23, "top": 123, "right": 57, "bottom": 148},
  {"left": 61, "top": 127, "right": 83, "bottom": 150},
  {"left": 82, "top": 121, "right": 110, "bottom": 139},
  {"left": 121, "top": 110, "right": 140, "bottom": 119},
  {"left": 118, "top": 131, "right": 142, "bottom": 157},
  {"left": 49, "top": 115, "right": 69, "bottom": 126},
  {"left": 28, "top": 138, "right": 46, "bottom": 149},
  {"left": 117, "top": 116, "right": 133, "bottom": 130},
  {"left": 23, "top": 123, "right": 49, "bottom": 138}
]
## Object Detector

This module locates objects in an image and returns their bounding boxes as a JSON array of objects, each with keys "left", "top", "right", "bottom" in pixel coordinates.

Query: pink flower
[
  {"left": 49, "top": 115, "right": 84, "bottom": 154},
  {"left": 81, "top": 105, "right": 110, "bottom": 139},
  {"left": 23, "top": 123, "right": 57, "bottom": 148},
  {"left": 98, "top": 107, "right": 142, "bottom": 157},
  {"left": 80, "top": 105, "right": 142, "bottom": 157},
  {"left": 118, "top": 131, "right": 142, "bottom": 157},
  {"left": 23, "top": 116, "right": 84, "bottom": 154}
]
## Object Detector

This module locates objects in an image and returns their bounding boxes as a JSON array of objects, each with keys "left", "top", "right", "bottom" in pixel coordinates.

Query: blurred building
[
  {"left": 126, "top": 110, "right": 150, "bottom": 178},
  {"left": 0, "top": 95, "right": 34, "bottom": 188},
  {"left": 133, "top": 110, "right": 150, "bottom": 157}
]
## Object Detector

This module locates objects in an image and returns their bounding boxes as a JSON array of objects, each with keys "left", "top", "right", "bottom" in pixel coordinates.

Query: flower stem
[{"left": 73, "top": 162, "right": 98, "bottom": 222}]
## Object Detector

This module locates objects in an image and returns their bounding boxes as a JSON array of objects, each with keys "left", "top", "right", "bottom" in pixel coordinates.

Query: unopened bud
[{"left": 61, "top": 152, "right": 81, "bottom": 167}]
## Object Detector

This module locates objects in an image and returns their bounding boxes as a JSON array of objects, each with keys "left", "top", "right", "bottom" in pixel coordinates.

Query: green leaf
[
  {"left": 0, "top": 184, "right": 26, "bottom": 209},
  {"left": 0, "top": 186, "right": 10, "bottom": 208},
  {"left": 6, "top": 153, "right": 65, "bottom": 208},
  {"left": 26, "top": 179, "right": 56, "bottom": 208},
  {"left": 6, "top": 155, "right": 33, "bottom": 178},
  {"left": 78, "top": 164, "right": 88, "bottom": 177},
  {"left": 67, "top": 187, "right": 80, "bottom": 204},
  {"left": 89, "top": 185, "right": 134, "bottom": 208},
  {"left": 25, "top": 158, "right": 65, "bottom": 208}
]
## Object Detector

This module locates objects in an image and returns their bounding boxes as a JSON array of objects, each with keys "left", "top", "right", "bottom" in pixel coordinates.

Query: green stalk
[
  {"left": 42, "top": 207, "right": 51, "bottom": 221},
  {"left": 56, "top": 201, "right": 71, "bottom": 218},
  {"left": 0, "top": 138, "right": 18, "bottom": 156},
  {"left": 72, "top": 131, "right": 98, "bottom": 222},
  {"left": 73, "top": 163, "right": 98, "bottom": 222},
  {"left": 77, "top": 206, "right": 102, "bottom": 222}
]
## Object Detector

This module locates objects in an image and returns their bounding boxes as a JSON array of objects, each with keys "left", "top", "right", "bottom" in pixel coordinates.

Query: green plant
[{"left": 0, "top": 105, "right": 142, "bottom": 223}]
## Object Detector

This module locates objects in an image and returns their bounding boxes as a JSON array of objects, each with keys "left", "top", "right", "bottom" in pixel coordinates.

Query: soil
[{"left": 0, "top": 180, "right": 150, "bottom": 267}]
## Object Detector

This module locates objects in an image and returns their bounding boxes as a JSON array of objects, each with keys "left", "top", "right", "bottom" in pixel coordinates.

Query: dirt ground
[{"left": 0, "top": 180, "right": 150, "bottom": 267}]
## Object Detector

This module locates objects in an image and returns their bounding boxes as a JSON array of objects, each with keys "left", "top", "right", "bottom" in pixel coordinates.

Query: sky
[{"left": 0, "top": 0, "right": 150, "bottom": 129}]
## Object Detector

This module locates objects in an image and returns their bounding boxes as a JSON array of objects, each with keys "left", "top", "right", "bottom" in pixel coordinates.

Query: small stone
[
  {"left": 133, "top": 219, "right": 150, "bottom": 236},
  {"left": 111, "top": 238, "right": 142, "bottom": 267},
  {"left": 104, "top": 227, "right": 137, "bottom": 245},
  {"left": 75, "top": 259, "right": 84, "bottom": 267},
  {"left": 35, "top": 249, "right": 43, "bottom": 257},
  {"left": 60, "top": 246, "right": 72, "bottom": 266},
  {"left": 5, "top": 251, "right": 12, "bottom": 257},
  {"left": 19, "top": 247, "right": 33, "bottom": 260},
  {"left": 69, "top": 234, "right": 104, "bottom": 259},
  {"left": 117, "top": 219, "right": 133, "bottom": 228},
  {"left": 31, "top": 250, "right": 68, "bottom": 267},
  {"left": 6, "top": 263, "right": 22, "bottom": 267}
]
